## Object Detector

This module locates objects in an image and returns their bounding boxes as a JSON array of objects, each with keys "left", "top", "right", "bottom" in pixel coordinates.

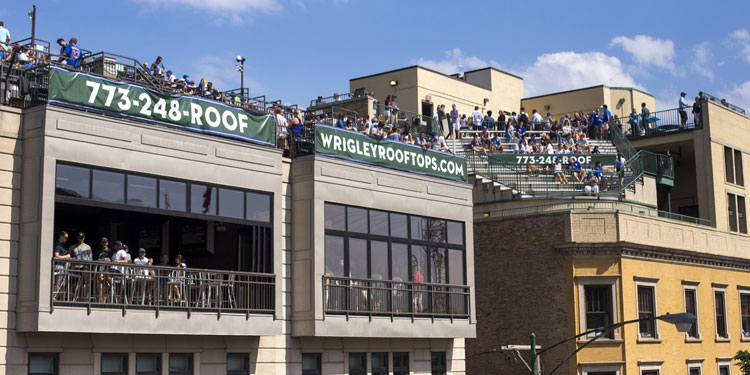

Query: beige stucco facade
[
  {"left": 520, "top": 86, "right": 656, "bottom": 120},
  {"left": 349, "top": 66, "right": 523, "bottom": 121}
]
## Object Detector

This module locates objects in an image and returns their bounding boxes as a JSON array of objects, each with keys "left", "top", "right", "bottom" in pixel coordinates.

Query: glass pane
[
  {"left": 411, "top": 216, "right": 428, "bottom": 241},
  {"left": 428, "top": 219, "right": 447, "bottom": 243},
  {"left": 127, "top": 175, "right": 157, "bottom": 208},
  {"left": 449, "top": 250, "right": 464, "bottom": 285},
  {"left": 246, "top": 192, "right": 271, "bottom": 222},
  {"left": 56, "top": 164, "right": 90, "bottom": 198},
  {"left": 226, "top": 354, "right": 247, "bottom": 371},
  {"left": 447, "top": 221, "right": 464, "bottom": 245},
  {"left": 412, "top": 245, "right": 428, "bottom": 283},
  {"left": 347, "top": 207, "right": 368, "bottom": 233},
  {"left": 190, "top": 184, "right": 216, "bottom": 215},
  {"left": 430, "top": 248, "right": 447, "bottom": 284},
  {"left": 324, "top": 203, "right": 345, "bottom": 231},
  {"left": 302, "top": 354, "right": 320, "bottom": 370},
  {"left": 324, "top": 236, "right": 344, "bottom": 277},
  {"left": 390, "top": 213, "right": 408, "bottom": 238},
  {"left": 29, "top": 354, "right": 55, "bottom": 373},
  {"left": 372, "top": 352, "right": 388, "bottom": 375},
  {"left": 393, "top": 352, "right": 410, "bottom": 375},
  {"left": 391, "top": 243, "right": 409, "bottom": 282},
  {"left": 169, "top": 354, "right": 191, "bottom": 371},
  {"left": 725, "top": 146, "right": 734, "bottom": 184},
  {"left": 349, "top": 353, "right": 367, "bottom": 375},
  {"left": 370, "top": 241, "right": 388, "bottom": 280},
  {"left": 729, "top": 194, "right": 738, "bottom": 232},
  {"left": 159, "top": 179, "right": 187, "bottom": 211},
  {"left": 739, "top": 196, "right": 747, "bottom": 234},
  {"left": 92, "top": 169, "right": 125, "bottom": 203},
  {"left": 735, "top": 150, "right": 744, "bottom": 186},
  {"left": 369, "top": 210, "right": 389, "bottom": 236},
  {"left": 219, "top": 188, "right": 244, "bottom": 219},
  {"left": 348, "top": 238, "right": 368, "bottom": 278},
  {"left": 136, "top": 354, "right": 159, "bottom": 371},
  {"left": 102, "top": 354, "right": 126, "bottom": 372}
]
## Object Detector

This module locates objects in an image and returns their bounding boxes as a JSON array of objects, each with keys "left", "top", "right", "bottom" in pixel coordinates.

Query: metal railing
[
  {"left": 474, "top": 201, "right": 711, "bottom": 226},
  {"left": 51, "top": 259, "right": 275, "bottom": 317},
  {"left": 704, "top": 93, "right": 746, "bottom": 115},
  {"left": 623, "top": 107, "right": 700, "bottom": 139},
  {"left": 309, "top": 92, "right": 356, "bottom": 107},
  {"left": 374, "top": 103, "right": 437, "bottom": 137},
  {"left": 323, "top": 276, "right": 470, "bottom": 321}
]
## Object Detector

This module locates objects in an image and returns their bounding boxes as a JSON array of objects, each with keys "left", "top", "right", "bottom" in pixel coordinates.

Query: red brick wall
[{"left": 467, "top": 213, "right": 571, "bottom": 375}]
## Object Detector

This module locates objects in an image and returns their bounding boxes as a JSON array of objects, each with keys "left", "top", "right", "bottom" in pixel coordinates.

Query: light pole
[
  {"left": 530, "top": 312, "right": 696, "bottom": 375},
  {"left": 28, "top": 5, "right": 36, "bottom": 52},
  {"left": 235, "top": 55, "right": 246, "bottom": 97}
]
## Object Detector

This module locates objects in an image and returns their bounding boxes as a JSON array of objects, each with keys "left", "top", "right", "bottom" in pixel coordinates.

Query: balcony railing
[
  {"left": 623, "top": 107, "right": 700, "bottom": 139},
  {"left": 704, "top": 93, "right": 746, "bottom": 116},
  {"left": 323, "top": 276, "right": 470, "bottom": 321},
  {"left": 309, "top": 92, "right": 357, "bottom": 107},
  {"left": 51, "top": 259, "right": 275, "bottom": 317}
]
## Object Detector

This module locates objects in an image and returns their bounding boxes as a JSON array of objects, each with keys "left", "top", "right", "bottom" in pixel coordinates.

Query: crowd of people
[{"left": 53, "top": 231, "right": 190, "bottom": 305}]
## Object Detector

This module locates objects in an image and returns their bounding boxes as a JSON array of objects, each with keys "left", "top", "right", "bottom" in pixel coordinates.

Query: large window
[
  {"left": 393, "top": 352, "right": 410, "bottom": 375},
  {"left": 431, "top": 352, "right": 447, "bottom": 375},
  {"left": 728, "top": 193, "right": 747, "bottom": 234},
  {"left": 324, "top": 203, "right": 466, "bottom": 284},
  {"left": 348, "top": 352, "right": 367, "bottom": 375},
  {"left": 372, "top": 352, "right": 388, "bottom": 375},
  {"left": 725, "top": 146, "right": 744, "bottom": 186},
  {"left": 169, "top": 353, "right": 193, "bottom": 375},
  {"left": 28, "top": 353, "right": 58, "bottom": 375},
  {"left": 101, "top": 353, "right": 128, "bottom": 375},
  {"left": 715, "top": 289, "right": 729, "bottom": 339},
  {"left": 683, "top": 285, "right": 700, "bottom": 339},
  {"left": 636, "top": 281, "right": 658, "bottom": 339},
  {"left": 741, "top": 292, "right": 750, "bottom": 338},
  {"left": 584, "top": 285, "right": 614, "bottom": 338},
  {"left": 302, "top": 353, "right": 321, "bottom": 375},
  {"left": 55, "top": 162, "right": 272, "bottom": 224},
  {"left": 226, "top": 353, "right": 249, "bottom": 375},
  {"left": 136, "top": 353, "right": 161, "bottom": 375}
]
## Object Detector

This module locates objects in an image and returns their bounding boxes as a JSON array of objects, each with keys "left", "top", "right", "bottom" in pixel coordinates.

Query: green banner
[
  {"left": 47, "top": 67, "right": 275, "bottom": 145},
  {"left": 315, "top": 126, "right": 467, "bottom": 182},
  {"left": 488, "top": 153, "right": 617, "bottom": 165}
]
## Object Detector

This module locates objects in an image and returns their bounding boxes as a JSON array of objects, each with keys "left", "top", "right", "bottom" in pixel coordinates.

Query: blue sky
[{"left": 3, "top": 0, "right": 750, "bottom": 111}]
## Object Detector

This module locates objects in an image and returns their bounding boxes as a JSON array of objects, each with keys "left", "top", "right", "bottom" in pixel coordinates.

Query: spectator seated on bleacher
[
  {"left": 554, "top": 158, "right": 569, "bottom": 184},
  {"left": 469, "top": 135, "right": 487, "bottom": 155},
  {"left": 583, "top": 171, "right": 600, "bottom": 196},
  {"left": 505, "top": 123, "right": 515, "bottom": 144},
  {"left": 567, "top": 156, "right": 584, "bottom": 182},
  {"left": 430, "top": 132, "right": 454, "bottom": 155},
  {"left": 489, "top": 133, "right": 503, "bottom": 153},
  {"left": 415, "top": 132, "right": 429, "bottom": 149}
]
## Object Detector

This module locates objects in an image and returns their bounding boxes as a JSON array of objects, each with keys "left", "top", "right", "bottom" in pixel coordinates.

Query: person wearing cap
[
  {"left": 165, "top": 70, "right": 176, "bottom": 84},
  {"left": 385, "top": 124, "right": 400, "bottom": 141},
  {"left": 133, "top": 248, "right": 154, "bottom": 302},
  {"left": 69, "top": 232, "right": 93, "bottom": 261},
  {"left": 123, "top": 244, "right": 131, "bottom": 262},
  {"left": 678, "top": 92, "right": 689, "bottom": 128},
  {"left": 430, "top": 131, "right": 453, "bottom": 154},
  {"left": 448, "top": 104, "right": 460, "bottom": 140},
  {"left": 370, "top": 117, "right": 384, "bottom": 139},
  {"left": 98, "top": 237, "right": 113, "bottom": 261},
  {"left": 583, "top": 170, "right": 600, "bottom": 196}
]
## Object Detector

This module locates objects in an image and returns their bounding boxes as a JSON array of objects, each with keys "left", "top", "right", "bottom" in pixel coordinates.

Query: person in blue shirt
[
  {"left": 151, "top": 56, "right": 165, "bottom": 78},
  {"left": 593, "top": 161, "right": 608, "bottom": 189},
  {"left": 485, "top": 110, "right": 495, "bottom": 130},
  {"left": 489, "top": 133, "right": 503, "bottom": 153},
  {"left": 590, "top": 109, "right": 603, "bottom": 140},
  {"left": 0, "top": 21, "right": 10, "bottom": 61},
  {"left": 62, "top": 38, "right": 82, "bottom": 68},
  {"left": 469, "top": 135, "right": 487, "bottom": 155},
  {"left": 516, "top": 124, "right": 526, "bottom": 139},
  {"left": 335, "top": 113, "right": 346, "bottom": 129},
  {"left": 567, "top": 156, "right": 584, "bottom": 182},
  {"left": 629, "top": 108, "right": 640, "bottom": 135}
]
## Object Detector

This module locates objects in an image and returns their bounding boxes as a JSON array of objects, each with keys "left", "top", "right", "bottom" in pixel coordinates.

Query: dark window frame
[
  {"left": 301, "top": 353, "right": 321, "bottom": 375},
  {"left": 168, "top": 353, "right": 194, "bottom": 375},
  {"left": 371, "top": 352, "right": 389, "bottom": 375},
  {"left": 101, "top": 353, "right": 128, "bottom": 375},
  {"left": 28, "top": 352, "right": 59, "bottom": 375},
  {"left": 393, "top": 352, "right": 410, "bottom": 375},
  {"left": 135, "top": 353, "right": 162, "bottom": 375},
  {"left": 715, "top": 290, "right": 729, "bottom": 339},
  {"left": 741, "top": 293, "right": 750, "bottom": 337},
  {"left": 54, "top": 161, "right": 273, "bottom": 227},
  {"left": 684, "top": 288, "right": 699, "bottom": 338},
  {"left": 637, "top": 285, "right": 657, "bottom": 338},
  {"left": 584, "top": 285, "right": 614, "bottom": 339},
  {"left": 226, "top": 353, "right": 249, "bottom": 375},
  {"left": 431, "top": 351, "right": 447, "bottom": 375},
  {"left": 348, "top": 352, "right": 367, "bottom": 375},
  {"left": 728, "top": 193, "right": 747, "bottom": 234},
  {"left": 324, "top": 202, "right": 466, "bottom": 285}
]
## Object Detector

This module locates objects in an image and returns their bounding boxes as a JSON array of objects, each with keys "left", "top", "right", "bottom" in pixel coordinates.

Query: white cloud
[
  {"left": 729, "top": 29, "right": 750, "bottom": 63},
  {"left": 133, "top": 0, "right": 281, "bottom": 23},
  {"left": 719, "top": 81, "right": 750, "bottom": 113},
  {"left": 191, "top": 55, "right": 265, "bottom": 94},
  {"left": 610, "top": 35, "right": 676, "bottom": 71},
  {"left": 691, "top": 42, "right": 713, "bottom": 80},
  {"left": 413, "top": 48, "right": 500, "bottom": 75},
  {"left": 520, "top": 51, "right": 642, "bottom": 97}
]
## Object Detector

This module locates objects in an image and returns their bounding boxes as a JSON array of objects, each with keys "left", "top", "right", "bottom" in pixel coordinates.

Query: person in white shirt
[
  {"left": 133, "top": 248, "right": 154, "bottom": 299},
  {"left": 111, "top": 242, "right": 129, "bottom": 274},
  {"left": 678, "top": 92, "right": 689, "bottom": 128},
  {"left": 471, "top": 106, "right": 484, "bottom": 130},
  {"left": 370, "top": 118, "right": 384, "bottom": 139},
  {"left": 531, "top": 109, "right": 543, "bottom": 131},
  {"left": 274, "top": 108, "right": 288, "bottom": 149},
  {"left": 430, "top": 132, "right": 453, "bottom": 154}
]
